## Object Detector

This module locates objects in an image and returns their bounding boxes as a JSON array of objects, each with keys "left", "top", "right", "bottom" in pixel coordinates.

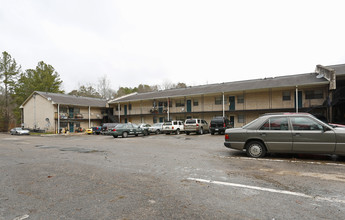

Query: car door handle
[
  {"left": 259, "top": 133, "right": 266, "bottom": 137},
  {"left": 293, "top": 133, "right": 301, "bottom": 137}
]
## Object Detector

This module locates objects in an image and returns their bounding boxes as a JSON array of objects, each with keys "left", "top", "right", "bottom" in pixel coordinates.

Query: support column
[
  {"left": 222, "top": 92, "right": 225, "bottom": 117},
  {"left": 57, "top": 104, "right": 60, "bottom": 134},
  {"left": 295, "top": 86, "right": 299, "bottom": 113},
  {"left": 88, "top": 106, "right": 91, "bottom": 128}
]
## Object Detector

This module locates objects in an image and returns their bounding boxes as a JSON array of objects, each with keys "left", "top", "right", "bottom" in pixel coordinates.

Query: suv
[
  {"left": 184, "top": 119, "right": 209, "bottom": 135},
  {"left": 162, "top": 120, "right": 184, "bottom": 135},
  {"left": 210, "top": 117, "right": 232, "bottom": 135}
]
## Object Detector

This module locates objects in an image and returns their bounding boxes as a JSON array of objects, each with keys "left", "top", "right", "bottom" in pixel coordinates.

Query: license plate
[{"left": 215, "top": 129, "right": 219, "bottom": 131}]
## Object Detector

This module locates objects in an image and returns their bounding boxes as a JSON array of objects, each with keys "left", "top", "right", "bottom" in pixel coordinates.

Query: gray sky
[{"left": 1, "top": 0, "right": 345, "bottom": 93}]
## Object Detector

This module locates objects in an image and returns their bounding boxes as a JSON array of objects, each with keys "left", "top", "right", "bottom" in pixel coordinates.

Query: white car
[
  {"left": 10, "top": 127, "right": 30, "bottom": 135},
  {"left": 162, "top": 121, "right": 184, "bottom": 135},
  {"left": 149, "top": 123, "right": 164, "bottom": 134}
]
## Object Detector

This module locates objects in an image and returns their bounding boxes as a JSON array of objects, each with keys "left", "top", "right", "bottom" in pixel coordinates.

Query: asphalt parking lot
[{"left": 1, "top": 133, "right": 345, "bottom": 220}]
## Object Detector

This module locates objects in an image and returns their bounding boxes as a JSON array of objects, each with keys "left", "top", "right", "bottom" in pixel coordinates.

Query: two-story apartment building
[
  {"left": 108, "top": 64, "right": 345, "bottom": 127},
  {"left": 20, "top": 91, "right": 109, "bottom": 133}
]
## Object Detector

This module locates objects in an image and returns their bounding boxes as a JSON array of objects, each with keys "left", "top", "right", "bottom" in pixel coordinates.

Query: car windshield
[
  {"left": 16, "top": 128, "right": 23, "bottom": 130},
  {"left": 164, "top": 122, "right": 172, "bottom": 125}
]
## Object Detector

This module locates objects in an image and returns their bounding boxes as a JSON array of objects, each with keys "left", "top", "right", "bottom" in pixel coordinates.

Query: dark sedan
[
  {"left": 224, "top": 113, "right": 345, "bottom": 158},
  {"left": 111, "top": 123, "right": 147, "bottom": 138}
]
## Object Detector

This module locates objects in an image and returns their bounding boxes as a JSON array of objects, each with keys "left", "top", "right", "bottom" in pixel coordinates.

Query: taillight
[
  {"left": 196, "top": 124, "right": 199, "bottom": 127},
  {"left": 223, "top": 123, "right": 226, "bottom": 128},
  {"left": 112, "top": 129, "right": 116, "bottom": 131},
  {"left": 225, "top": 134, "right": 229, "bottom": 140},
  {"left": 172, "top": 126, "right": 174, "bottom": 130}
]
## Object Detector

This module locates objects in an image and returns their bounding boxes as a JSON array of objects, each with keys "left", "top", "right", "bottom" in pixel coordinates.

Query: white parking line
[
  {"left": 187, "top": 178, "right": 345, "bottom": 204},
  {"left": 218, "top": 155, "right": 345, "bottom": 167}
]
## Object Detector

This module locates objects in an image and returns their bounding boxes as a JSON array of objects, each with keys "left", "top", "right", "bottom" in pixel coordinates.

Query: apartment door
[
  {"left": 158, "top": 102, "right": 164, "bottom": 113},
  {"left": 69, "top": 122, "right": 74, "bottom": 132},
  {"left": 229, "top": 96, "right": 235, "bottom": 111},
  {"left": 187, "top": 100, "right": 192, "bottom": 112},
  {"left": 124, "top": 105, "right": 127, "bottom": 116},
  {"left": 69, "top": 108, "right": 74, "bottom": 118},
  {"left": 230, "top": 116, "right": 234, "bottom": 127}
]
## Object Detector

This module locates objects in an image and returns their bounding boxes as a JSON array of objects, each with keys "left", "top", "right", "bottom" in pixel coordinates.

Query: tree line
[{"left": 0, "top": 51, "right": 187, "bottom": 131}]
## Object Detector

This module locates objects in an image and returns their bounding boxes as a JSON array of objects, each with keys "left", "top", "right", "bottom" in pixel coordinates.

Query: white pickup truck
[{"left": 162, "top": 120, "right": 184, "bottom": 135}]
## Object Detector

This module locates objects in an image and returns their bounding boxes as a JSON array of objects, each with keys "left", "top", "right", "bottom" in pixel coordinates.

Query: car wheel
[
  {"left": 176, "top": 129, "right": 180, "bottom": 135},
  {"left": 122, "top": 132, "right": 128, "bottom": 138},
  {"left": 246, "top": 141, "right": 267, "bottom": 158},
  {"left": 113, "top": 135, "right": 118, "bottom": 138},
  {"left": 211, "top": 132, "right": 214, "bottom": 135},
  {"left": 156, "top": 130, "right": 160, "bottom": 134},
  {"left": 186, "top": 132, "right": 190, "bottom": 135},
  {"left": 199, "top": 128, "right": 203, "bottom": 135}
]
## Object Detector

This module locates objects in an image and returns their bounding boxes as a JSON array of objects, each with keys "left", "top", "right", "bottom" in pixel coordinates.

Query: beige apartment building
[
  {"left": 109, "top": 64, "right": 345, "bottom": 127},
  {"left": 20, "top": 64, "right": 345, "bottom": 131},
  {"left": 20, "top": 92, "right": 109, "bottom": 133}
]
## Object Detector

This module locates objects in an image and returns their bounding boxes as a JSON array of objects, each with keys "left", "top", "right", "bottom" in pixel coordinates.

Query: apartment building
[
  {"left": 109, "top": 64, "right": 345, "bottom": 127},
  {"left": 20, "top": 64, "right": 345, "bottom": 131},
  {"left": 20, "top": 91, "right": 109, "bottom": 133}
]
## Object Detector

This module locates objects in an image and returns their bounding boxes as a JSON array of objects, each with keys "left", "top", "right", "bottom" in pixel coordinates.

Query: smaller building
[{"left": 20, "top": 91, "right": 110, "bottom": 133}]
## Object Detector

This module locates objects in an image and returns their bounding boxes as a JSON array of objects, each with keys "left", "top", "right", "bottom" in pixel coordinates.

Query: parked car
[
  {"left": 10, "top": 127, "right": 30, "bottom": 135},
  {"left": 162, "top": 120, "right": 184, "bottom": 135},
  {"left": 184, "top": 119, "right": 209, "bottom": 135},
  {"left": 224, "top": 113, "right": 345, "bottom": 158},
  {"left": 101, "top": 123, "right": 119, "bottom": 135},
  {"left": 92, "top": 126, "right": 102, "bottom": 135},
  {"left": 210, "top": 117, "right": 232, "bottom": 135},
  {"left": 138, "top": 123, "right": 151, "bottom": 135},
  {"left": 149, "top": 123, "right": 164, "bottom": 134},
  {"left": 86, "top": 128, "right": 93, "bottom": 135},
  {"left": 111, "top": 123, "right": 147, "bottom": 138}
]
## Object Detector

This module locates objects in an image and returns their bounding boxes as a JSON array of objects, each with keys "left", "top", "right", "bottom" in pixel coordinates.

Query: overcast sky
[{"left": 1, "top": 0, "right": 345, "bottom": 93}]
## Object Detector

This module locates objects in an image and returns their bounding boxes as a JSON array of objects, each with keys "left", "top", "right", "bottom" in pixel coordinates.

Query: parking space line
[
  {"left": 187, "top": 178, "right": 345, "bottom": 204},
  {"left": 218, "top": 155, "right": 345, "bottom": 167}
]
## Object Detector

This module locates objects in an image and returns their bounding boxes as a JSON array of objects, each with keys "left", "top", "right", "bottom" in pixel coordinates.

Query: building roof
[
  {"left": 110, "top": 72, "right": 328, "bottom": 103},
  {"left": 326, "top": 64, "right": 345, "bottom": 76},
  {"left": 21, "top": 91, "right": 108, "bottom": 108}
]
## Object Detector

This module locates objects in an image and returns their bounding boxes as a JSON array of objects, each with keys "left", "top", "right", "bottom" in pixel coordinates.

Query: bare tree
[{"left": 97, "top": 75, "right": 115, "bottom": 100}]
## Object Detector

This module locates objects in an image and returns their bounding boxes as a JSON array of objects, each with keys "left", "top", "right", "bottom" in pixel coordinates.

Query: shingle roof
[
  {"left": 35, "top": 91, "right": 107, "bottom": 107},
  {"left": 110, "top": 72, "right": 328, "bottom": 103},
  {"left": 325, "top": 64, "right": 345, "bottom": 76}
]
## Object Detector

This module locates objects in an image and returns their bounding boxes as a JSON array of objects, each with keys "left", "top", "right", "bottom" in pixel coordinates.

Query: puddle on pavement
[
  {"left": 60, "top": 147, "right": 102, "bottom": 153},
  {"left": 35, "top": 145, "right": 102, "bottom": 153}
]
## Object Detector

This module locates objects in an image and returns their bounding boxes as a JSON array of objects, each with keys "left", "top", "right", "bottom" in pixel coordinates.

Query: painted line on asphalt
[
  {"left": 218, "top": 155, "right": 345, "bottom": 167},
  {"left": 187, "top": 178, "right": 345, "bottom": 204}
]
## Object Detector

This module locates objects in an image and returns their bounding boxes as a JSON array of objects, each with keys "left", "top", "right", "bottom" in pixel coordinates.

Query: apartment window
[
  {"left": 215, "top": 97, "right": 222, "bottom": 105},
  {"left": 60, "top": 107, "right": 67, "bottom": 113},
  {"left": 153, "top": 116, "right": 157, "bottom": 124},
  {"left": 305, "top": 90, "right": 323, "bottom": 99},
  {"left": 238, "top": 115, "right": 244, "bottom": 123},
  {"left": 176, "top": 100, "right": 185, "bottom": 107},
  {"left": 129, "top": 104, "right": 132, "bottom": 110},
  {"left": 74, "top": 108, "right": 80, "bottom": 114},
  {"left": 282, "top": 91, "right": 291, "bottom": 101},
  {"left": 193, "top": 99, "right": 199, "bottom": 106},
  {"left": 237, "top": 95, "right": 244, "bottom": 104}
]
